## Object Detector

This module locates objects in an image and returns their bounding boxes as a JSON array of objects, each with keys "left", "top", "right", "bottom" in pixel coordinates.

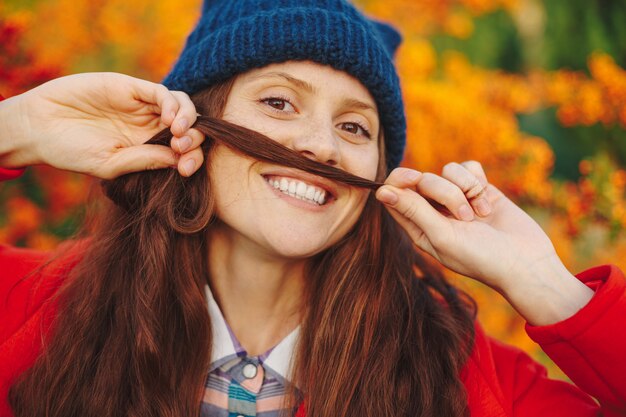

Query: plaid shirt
[{"left": 201, "top": 285, "right": 301, "bottom": 417}]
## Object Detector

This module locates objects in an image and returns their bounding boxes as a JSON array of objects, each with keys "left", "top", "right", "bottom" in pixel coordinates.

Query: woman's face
[{"left": 209, "top": 60, "right": 380, "bottom": 259}]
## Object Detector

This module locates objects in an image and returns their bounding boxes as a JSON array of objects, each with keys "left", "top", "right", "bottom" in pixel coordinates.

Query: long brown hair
[{"left": 9, "top": 76, "right": 475, "bottom": 417}]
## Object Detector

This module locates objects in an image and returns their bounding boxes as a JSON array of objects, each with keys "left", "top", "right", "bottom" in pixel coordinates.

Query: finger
[
  {"left": 383, "top": 167, "right": 422, "bottom": 188},
  {"left": 459, "top": 161, "right": 492, "bottom": 217},
  {"left": 383, "top": 205, "right": 433, "bottom": 254},
  {"left": 103, "top": 144, "right": 179, "bottom": 179},
  {"left": 375, "top": 185, "right": 450, "bottom": 245},
  {"left": 131, "top": 79, "right": 179, "bottom": 126},
  {"left": 460, "top": 160, "right": 488, "bottom": 187},
  {"left": 170, "top": 90, "right": 198, "bottom": 138},
  {"left": 177, "top": 148, "right": 205, "bottom": 177},
  {"left": 441, "top": 162, "right": 485, "bottom": 199},
  {"left": 171, "top": 128, "right": 205, "bottom": 154},
  {"left": 415, "top": 173, "right": 475, "bottom": 221}
]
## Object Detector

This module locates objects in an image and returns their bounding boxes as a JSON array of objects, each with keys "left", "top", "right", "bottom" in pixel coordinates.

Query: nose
[{"left": 291, "top": 119, "right": 340, "bottom": 166}]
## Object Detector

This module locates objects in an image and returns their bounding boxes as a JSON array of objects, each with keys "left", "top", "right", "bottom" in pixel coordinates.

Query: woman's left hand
[{"left": 375, "top": 161, "right": 593, "bottom": 325}]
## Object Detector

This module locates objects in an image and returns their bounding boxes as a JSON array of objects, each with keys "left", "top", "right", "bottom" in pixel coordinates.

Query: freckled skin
[{"left": 209, "top": 61, "right": 380, "bottom": 259}]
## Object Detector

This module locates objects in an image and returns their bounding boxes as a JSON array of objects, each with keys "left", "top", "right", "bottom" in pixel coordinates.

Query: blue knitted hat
[{"left": 163, "top": 0, "right": 406, "bottom": 169}]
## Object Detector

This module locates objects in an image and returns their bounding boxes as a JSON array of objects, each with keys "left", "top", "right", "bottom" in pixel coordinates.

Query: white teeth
[
  {"left": 305, "top": 185, "right": 316, "bottom": 200},
  {"left": 266, "top": 176, "right": 328, "bottom": 205},
  {"left": 296, "top": 182, "right": 307, "bottom": 199}
]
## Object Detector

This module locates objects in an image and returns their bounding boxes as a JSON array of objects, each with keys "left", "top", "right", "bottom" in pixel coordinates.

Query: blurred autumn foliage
[{"left": 1, "top": 0, "right": 626, "bottom": 378}]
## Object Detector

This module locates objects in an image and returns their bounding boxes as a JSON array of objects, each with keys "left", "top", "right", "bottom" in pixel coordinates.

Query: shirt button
[{"left": 242, "top": 362, "right": 258, "bottom": 379}]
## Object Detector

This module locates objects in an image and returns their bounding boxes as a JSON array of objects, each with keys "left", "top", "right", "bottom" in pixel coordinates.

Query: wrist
[
  {"left": 0, "top": 93, "right": 38, "bottom": 168},
  {"left": 500, "top": 255, "right": 594, "bottom": 326}
]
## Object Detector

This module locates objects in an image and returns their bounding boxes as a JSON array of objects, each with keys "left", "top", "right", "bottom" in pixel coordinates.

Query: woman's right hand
[{"left": 0, "top": 72, "right": 205, "bottom": 179}]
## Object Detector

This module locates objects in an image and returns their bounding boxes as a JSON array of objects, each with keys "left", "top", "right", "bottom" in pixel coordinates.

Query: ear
[{"left": 371, "top": 20, "right": 403, "bottom": 58}]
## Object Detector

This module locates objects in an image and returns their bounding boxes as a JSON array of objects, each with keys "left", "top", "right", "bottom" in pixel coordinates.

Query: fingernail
[
  {"left": 403, "top": 169, "right": 421, "bottom": 183},
  {"left": 376, "top": 188, "right": 398, "bottom": 205},
  {"left": 177, "top": 136, "right": 192, "bottom": 153},
  {"left": 458, "top": 204, "right": 474, "bottom": 221},
  {"left": 182, "top": 159, "right": 196, "bottom": 176},
  {"left": 475, "top": 199, "right": 491, "bottom": 216},
  {"left": 178, "top": 118, "right": 189, "bottom": 132}
]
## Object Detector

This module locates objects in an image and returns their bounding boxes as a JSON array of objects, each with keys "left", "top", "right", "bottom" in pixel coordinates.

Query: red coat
[{"left": 1, "top": 223, "right": 626, "bottom": 417}]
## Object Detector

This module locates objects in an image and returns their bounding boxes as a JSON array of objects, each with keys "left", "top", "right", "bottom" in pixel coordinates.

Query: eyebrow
[
  {"left": 250, "top": 71, "right": 317, "bottom": 94},
  {"left": 250, "top": 71, "right": 378, "bottom": 114},
  {"left": 340, "top": 98, "right": 377, "bottom": 114}
]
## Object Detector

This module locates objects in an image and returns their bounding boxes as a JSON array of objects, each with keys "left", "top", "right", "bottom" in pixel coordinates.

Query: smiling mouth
[{"left": 263, "top": 175, "right": 332, "bottom": 206}]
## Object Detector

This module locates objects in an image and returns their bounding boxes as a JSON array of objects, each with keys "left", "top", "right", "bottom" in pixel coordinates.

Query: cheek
[
  {"left": 341, "top": 143, "right": 380, "bottom": 181},
  {"left": 330, "top": 189, "right": 371, "bottom": 243},
  {"left": 208, "top": 147, "right": 255, "bottom": 208}
]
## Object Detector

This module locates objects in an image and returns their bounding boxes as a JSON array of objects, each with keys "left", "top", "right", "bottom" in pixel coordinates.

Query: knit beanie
[{"left": 163, "top": 0, "right": 406, "bottom": 170}]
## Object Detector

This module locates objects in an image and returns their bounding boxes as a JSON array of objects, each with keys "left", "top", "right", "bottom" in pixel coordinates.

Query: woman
[{"left": 1, "top": 1, "right": 625, "bottom": 416}]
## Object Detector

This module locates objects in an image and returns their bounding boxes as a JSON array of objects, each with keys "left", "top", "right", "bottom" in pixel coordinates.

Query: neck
[{"left": 207, "top": 224, "right": 305, "bottom": 356}]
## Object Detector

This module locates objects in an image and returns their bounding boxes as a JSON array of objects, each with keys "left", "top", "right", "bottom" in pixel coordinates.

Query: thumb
[
  {"left": 101, "top": 144, "right": 179, "bottom": 179},
  {"left": 376, "top": 185, "right": 449, "bottom": 238}
]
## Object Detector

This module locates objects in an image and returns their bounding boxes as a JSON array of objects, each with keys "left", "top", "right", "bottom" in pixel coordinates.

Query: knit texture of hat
[{"left": 163, "top": 0, "right": 406, "bottom": 169}]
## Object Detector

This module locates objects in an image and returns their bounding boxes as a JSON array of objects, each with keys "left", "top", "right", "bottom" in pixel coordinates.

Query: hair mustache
[{"left": 149, "top": 116, "right": 384, "bottom": 190}]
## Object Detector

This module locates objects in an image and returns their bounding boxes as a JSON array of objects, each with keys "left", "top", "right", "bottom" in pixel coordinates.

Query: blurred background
[{"left": 1, "top": 0, "right": 625, "bottom": 379}]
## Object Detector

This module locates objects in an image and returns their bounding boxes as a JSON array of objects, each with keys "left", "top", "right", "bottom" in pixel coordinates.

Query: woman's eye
[
  {"left": 260, "top": 97, "right": 295, "bottom": 112},
  {"left": 340, "top": 122, "right": 371, "bottom": 139}
]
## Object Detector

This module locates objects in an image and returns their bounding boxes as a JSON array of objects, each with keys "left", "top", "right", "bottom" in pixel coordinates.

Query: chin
[{"left": 262, "top": 233, "right": 336, "bottom": 260}]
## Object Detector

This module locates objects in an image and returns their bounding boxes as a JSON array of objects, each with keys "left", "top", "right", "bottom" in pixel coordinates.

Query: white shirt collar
[{"left": 204, "top": 284, "right": 300, "bottom": 384}]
